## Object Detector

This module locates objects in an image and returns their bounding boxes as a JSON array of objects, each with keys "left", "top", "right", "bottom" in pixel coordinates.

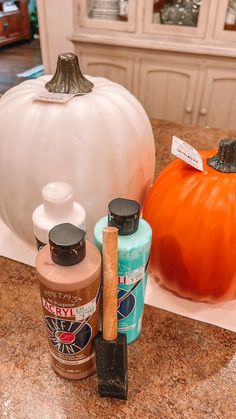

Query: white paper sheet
[
  {"left": 145, "top": 274, "right": 236, "bottom": 333},
  {"left": 0, "top": 219, "right": 235, "bottom": 333},
  {"left": 0, "top": 219, "right": 36, "bottom": 266}
]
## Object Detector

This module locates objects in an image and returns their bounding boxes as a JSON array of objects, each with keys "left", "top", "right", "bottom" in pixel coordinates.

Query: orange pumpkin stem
[
  {"left": 207, "top": 139, "right": 236, "bottom": 173},
  {"left": 45, "top": 53, "right": 93, "bottom": 94}
]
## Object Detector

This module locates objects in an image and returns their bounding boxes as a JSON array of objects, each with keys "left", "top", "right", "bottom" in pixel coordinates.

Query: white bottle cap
[
  {"left": 32, "top": 182, "right": 86, "bottom": 248},
  {"left": 42, "top": 182, "right": 74, "bottom": 217}
]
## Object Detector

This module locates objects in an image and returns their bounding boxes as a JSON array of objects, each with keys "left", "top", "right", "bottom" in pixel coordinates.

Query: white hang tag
[
  {"left": 171, "top": 135, "right": 204, "bottom": 172},
  {"left": 33, "top": 92, "right": 85, "bottom": 104}
]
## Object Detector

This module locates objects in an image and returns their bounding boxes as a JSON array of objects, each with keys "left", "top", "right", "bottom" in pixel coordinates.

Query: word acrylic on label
[
  {"left": 42, "top": 297, "right": 96, "bottom": 321},
  {"left": 171, "top": 135, "right": 203, "bottom": 171}
]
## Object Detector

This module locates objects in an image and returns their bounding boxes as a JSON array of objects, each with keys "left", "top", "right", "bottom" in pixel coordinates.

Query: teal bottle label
[
  {"left": 94, "top": 216, "right": 152, "bottom": 345},
  {"left": 117, "top": 257, "right": 149, "bottom": 344}
]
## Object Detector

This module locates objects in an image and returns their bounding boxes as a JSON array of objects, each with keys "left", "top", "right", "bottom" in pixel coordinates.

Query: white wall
[
  {"left": 37, "top": 0, "right": 74, "bottom": 74},
  {"left": 28, "top": 0, "right": 36, "bottom": 14}
]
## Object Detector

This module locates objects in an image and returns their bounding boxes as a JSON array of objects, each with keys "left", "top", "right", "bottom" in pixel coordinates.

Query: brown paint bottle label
[{"left": 39, "top": 277, "right": 101, "bottom": 378}]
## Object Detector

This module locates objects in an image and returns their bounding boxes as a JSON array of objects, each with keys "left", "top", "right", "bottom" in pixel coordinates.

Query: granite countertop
[{"left": 1, "top": 120, "right": 236, "bottom": 419}]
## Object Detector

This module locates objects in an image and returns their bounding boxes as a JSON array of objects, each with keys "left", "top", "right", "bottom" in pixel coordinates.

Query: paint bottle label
[
  {"left": 117, "top": 255, "right": 149, "bottom": 344},
  {"left": 39, "top": 281, "right": 100, "bottom": 377}
]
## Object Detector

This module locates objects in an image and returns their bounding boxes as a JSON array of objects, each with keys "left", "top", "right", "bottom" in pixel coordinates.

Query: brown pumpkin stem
[
  {"left": 45, "top": 52, "right": 93, "bottom": 94},
  {"left": 207, "top": 139, "right": 236, "bottom": 173}
]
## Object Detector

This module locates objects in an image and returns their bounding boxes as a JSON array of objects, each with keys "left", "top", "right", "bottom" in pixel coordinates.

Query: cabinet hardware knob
[
  {"left": 185, "top": 106, "right": 192, "bottom": 113},
  {"left": 3, "top": 22, "right": 9, "bottom": 30},
  {"left": 200, "top": 108, "right": 207, "bottom": 116}
]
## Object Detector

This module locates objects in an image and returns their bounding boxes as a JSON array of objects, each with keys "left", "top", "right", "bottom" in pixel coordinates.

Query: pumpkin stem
[
  {"left": 207, "top": 139, "right": 236, "bottom": 173},
  {"left": 45, "top": 52, "right": 93, "bottom": 94}
]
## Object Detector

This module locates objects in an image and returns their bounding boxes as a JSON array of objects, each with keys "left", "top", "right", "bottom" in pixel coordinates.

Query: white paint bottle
[{"left": 32, "top": 182, "right": 86, "bottom": 249}]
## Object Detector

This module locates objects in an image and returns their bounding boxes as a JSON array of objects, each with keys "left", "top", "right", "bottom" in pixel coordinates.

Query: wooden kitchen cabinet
[
  {"left": 70, "top": 0, "right": 236, "bottom": 130},
  {"left": 37, "top": 0, "right": 236, "bottom": 130},
  {"left": 0, "top": 0, "right": 31, "bottom": 46}
]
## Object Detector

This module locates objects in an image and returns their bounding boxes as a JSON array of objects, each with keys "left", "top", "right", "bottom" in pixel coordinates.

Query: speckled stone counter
[
  {"left": 1, "top": 120, "right": 236, "bottom": 419},
  {"left": 152, "top": 119, "right": 236, "bottom": 177}
]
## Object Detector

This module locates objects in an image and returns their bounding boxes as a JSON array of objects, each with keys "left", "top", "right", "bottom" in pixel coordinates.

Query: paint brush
[{"left": 95, "top": 226, "right": 128, "bottom": 400}]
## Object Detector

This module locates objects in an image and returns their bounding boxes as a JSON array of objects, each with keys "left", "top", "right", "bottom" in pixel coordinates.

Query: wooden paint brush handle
[{"left": 102, "top": 227, "right": 118, "bottom": 341}]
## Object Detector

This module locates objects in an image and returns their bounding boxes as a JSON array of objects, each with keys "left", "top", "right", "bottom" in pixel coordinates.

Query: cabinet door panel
[
  {"left": 76, "top": 0, "right": 137, "bottom": 33},
  {"left": 143, "top": 0, "right": 210, "bottom": 38},
  {"left": 139, "top": 60, "right": 199, "bottom": 123},
  {"left": 0, "top": 17, "right": 8, "bottom": 39},
  {"left": 7, "top": 13, "right": 22, "bottom": 38},
  {"left": 198, "top": 68, "right": 236, "bottom": 130},
  {"left": 214, "top": 0, "right": 236, "bottom": 42},
  {"left": 79, "top": 53, "right": 134, "bottom": 91}
]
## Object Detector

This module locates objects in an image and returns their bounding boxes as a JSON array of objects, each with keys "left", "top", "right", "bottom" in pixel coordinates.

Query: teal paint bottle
[{"left": 94, "top": 198, "right": 152, "bottom": 344}]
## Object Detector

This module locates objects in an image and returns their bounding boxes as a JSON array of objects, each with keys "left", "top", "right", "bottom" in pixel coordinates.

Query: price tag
[
  {"left": 171, "top": 136, "right": 203, "bottom": 172},
  {"left": 33, "top": 92, "right": 85, "bottom": 104},
  {"left": 75, "top": 298, "right": 96, "bottom": 321}
]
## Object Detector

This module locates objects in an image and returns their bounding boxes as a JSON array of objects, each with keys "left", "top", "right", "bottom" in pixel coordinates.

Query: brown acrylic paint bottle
[{"left": 36, "top": 223, "right": 101, "bottom": 379}]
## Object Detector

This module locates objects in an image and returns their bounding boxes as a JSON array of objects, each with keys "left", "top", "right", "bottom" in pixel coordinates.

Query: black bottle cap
[
  {"left": 108, "top": 198, "right": 140, "bottom": 236},
  {"left": 49, "top": 223, "right": 86, "bottom": 266}
]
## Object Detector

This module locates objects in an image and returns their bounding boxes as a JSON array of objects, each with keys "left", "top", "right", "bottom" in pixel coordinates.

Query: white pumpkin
[{"left": 0, "top": 53, "right": 155, "bottom": 246}]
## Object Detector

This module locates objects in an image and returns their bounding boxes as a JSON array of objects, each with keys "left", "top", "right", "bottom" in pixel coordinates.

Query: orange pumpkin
[{"left": 143, "top": 139, "right": 236, "bottom": 302}]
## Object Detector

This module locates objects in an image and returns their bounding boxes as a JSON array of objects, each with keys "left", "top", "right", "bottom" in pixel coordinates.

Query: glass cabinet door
[
  {"left": 214, "top": 0, "right": 236, "bottom": 41},
  {"left": 77, "top": 0, "right": 136, "bottom": 32},
  {"left": 224, "top": 0, "right": 236, "bottom": 29},
  {"left": 143, "top": 0, "right": 210, "bottom": 38}
]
